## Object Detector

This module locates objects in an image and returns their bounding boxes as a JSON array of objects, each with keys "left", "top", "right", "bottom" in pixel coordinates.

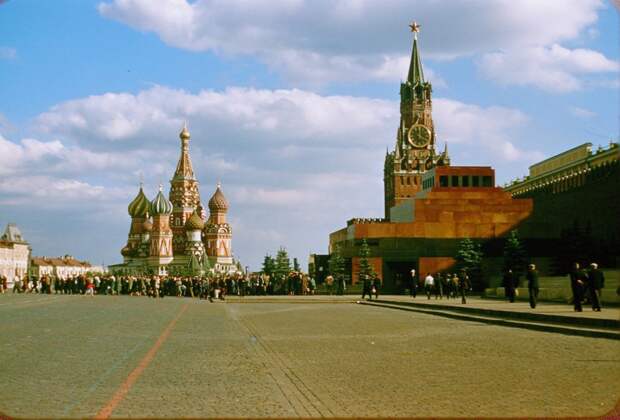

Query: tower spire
[
  {"left": 174, "top": 123, "right": 195, "bottom": 180},
  {"left": 407, "top": 21, "right": 424, "bottom": 85}
]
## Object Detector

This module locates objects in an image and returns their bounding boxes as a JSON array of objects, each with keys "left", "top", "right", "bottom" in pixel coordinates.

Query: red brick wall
[
  {"left": 419, "top": 257, "right": 456, "bottom": 278},
  {"left": 351, "top": 257, "right": 383, "bottom": 285}
]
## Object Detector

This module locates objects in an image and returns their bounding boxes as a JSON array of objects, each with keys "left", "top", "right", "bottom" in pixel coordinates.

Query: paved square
[{"left": 1, "top": 294, "right": 619, "bottom": 418}]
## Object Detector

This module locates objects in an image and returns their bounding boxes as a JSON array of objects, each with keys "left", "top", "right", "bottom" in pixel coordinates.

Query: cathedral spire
[
  {"left": 174, "top": 123, "right": 195, "bottom": 180},
  {"left": 407, "top": 21, "right": 424, "bottom": 85}
]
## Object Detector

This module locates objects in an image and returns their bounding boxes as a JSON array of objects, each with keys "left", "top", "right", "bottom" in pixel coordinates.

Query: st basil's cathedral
[{"left": 110, "top": 125, "right": 239, "bottom": 276}]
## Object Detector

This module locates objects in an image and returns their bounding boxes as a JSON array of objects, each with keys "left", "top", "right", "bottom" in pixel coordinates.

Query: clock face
[{"left": 408, "top": 124, "right": 431, "bottom": 148}]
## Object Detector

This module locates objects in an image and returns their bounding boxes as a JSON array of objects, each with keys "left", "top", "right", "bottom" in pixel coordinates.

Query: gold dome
[{"left": 208, "top": 183, "right": 229, "bottom": 212}]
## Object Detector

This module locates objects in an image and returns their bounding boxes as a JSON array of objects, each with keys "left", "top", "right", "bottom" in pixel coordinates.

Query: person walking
[
  {"left": 372, "top": 274, "right": 381, "bottom": 300},
  {"left": 361, "top": 275, "right": 372, "bottom": 300},
  {"left": 526, "top": 264, "right": 539, "bottom": 309},
  {"left": 587, "top": 263, "right": 605, "bottom": 312},
  {"left": 337, "top": 275, "right": 346, "bottom": 296},
  {"left": 325, "top": 275, "right": 334, "bottom": 295},
  {"left": 458, "top": 270, "right": 470, "bottom": 304},
  {"left": 424, "top": 273, "right": 434, "bottom": 300},
  {"left": 434, "top": 273, "right": 443, "bottom": 299},
  {"left": 410, "top": 269, "right": 417, "bottom": 298},
  {"left": 569, "top": 262, "right": 586, "bottom": 312},
  {"left": 502, "top": 268, "right": 517, "bottom": 303}
]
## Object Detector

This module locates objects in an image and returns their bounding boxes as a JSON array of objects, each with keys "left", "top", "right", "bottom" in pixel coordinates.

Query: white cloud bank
[
  {"left": 97, "top": 0, "right": 615, "bottom": 91},
  {"left": 0, "top": 85, "right": 543, "bottom": 267}
]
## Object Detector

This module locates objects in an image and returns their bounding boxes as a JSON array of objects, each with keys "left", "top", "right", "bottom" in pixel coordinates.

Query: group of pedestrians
[
  {"left": 568, "top": 262, "right": 606, "bottom": 312},
  {"left": 503, "top": 262, "right": 606, "bottom": 311},
  {"left": 324, "top": 274, "right": 347, "bottom": 295},
  {"left": 408, "top": 269, "right": 471, "bottom": 304},
  {"left": 5, "top": 270, "right": 326, "bottom": 300}
]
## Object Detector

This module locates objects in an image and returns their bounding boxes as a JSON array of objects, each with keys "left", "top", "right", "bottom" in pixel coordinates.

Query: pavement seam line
[{"left": 94, "top": 302, "right": 189, "bottom": 419}]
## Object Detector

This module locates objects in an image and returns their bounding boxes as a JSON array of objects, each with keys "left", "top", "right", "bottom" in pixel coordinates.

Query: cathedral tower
[
  {"left": 149, "top": 185, "right": 174, "bottom": 271},
  {"left": 121, "top": 184, "right": 150, "bottom": 261},
  {"left": 169, "top": 124, "right": 202, "bottom": 255},
  {"left": 384, "top": 22, "right": 449, "bottom": 218},
  {"left": 204, "top": 183, "right": 232, "bottom": 260}
]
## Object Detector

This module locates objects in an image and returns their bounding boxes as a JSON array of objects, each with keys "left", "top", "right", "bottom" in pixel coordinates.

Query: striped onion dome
[
  {"left": 150, "top": 185, "right": 173, "bottom": 215},
  {"left": 185, "top": 209, "right": 205, "bottom": 231},
  {"left": 128, "top": 185, "right": 150, "bottom": 218},
  {"left": 208, "top": 183, "right": 229, "bottom": 212}
]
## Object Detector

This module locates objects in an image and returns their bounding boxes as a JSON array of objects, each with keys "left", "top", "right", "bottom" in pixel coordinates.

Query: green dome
[
  {"left": 128, "top": 186, "right": 150, "bottom": 218},
  {"left": 150, "top": 187, "right": 173, "bottom": 215},
  {"left": 185, "top": 209, "right": 205, "bottom": 231}
]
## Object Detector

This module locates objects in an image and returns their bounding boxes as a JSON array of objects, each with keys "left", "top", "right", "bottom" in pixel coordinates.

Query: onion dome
[
  {"left": 150, "top": 185, "right": 173, "bottom": 215},
  {"left": 208, "top": 183, "right": 229, "bottom": 212},
  {"left": 128, "top": 185, "right": 150, "bottom": 218},
  {"left": 142, "top": 216, "right": 153, "bottom": 232},
  {"left": 180, "top": 123, "right": 190, "bottom": 140},
  {"left": 121, "top": 245, "right": 133, "bottom": 257},
  {"left": 185, "top": 209, "right": 205, "bottom": 231}
]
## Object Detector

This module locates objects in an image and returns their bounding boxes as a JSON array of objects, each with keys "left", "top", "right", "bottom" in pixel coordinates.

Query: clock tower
[{"left": 384, "top": 22, "right": 449, "bottom": 218}]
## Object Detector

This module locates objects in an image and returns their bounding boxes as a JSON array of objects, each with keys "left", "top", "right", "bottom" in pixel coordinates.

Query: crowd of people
[
  {"left": 0, "top": 262, "right": 612, "bottom": 313},
  {"left": 408, "top": 269, "right": 471, "bottom": 304},
  {"left": 0, "top": 271, "right": 322, "bottom": 300}
]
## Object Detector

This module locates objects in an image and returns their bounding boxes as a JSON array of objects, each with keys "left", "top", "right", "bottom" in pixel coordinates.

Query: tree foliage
[
  {"left": 455, "top": 238, "right": 484, "bottom": 290},
  {"left": 358, "top": 238, "right": 375, "bottom": 282},
  {"left": 329, "top": 244, "right": 345, "bottom": 280},
  {"left": 293, "top": 257, "right": 300, "bottom": 272},
  {"left": 503, "top": 230, "right": 527, "bottom": 279},
  {"left": 274, "top": 247, "right": 291, "bottom": 279},
  {"left": 262, "top": 254, "right": 276, "bottom": 277}
]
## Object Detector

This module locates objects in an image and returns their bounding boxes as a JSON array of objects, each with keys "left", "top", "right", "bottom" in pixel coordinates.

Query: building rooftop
[{"left": 0, "top": 223, "right": 27, "bottom": 244}]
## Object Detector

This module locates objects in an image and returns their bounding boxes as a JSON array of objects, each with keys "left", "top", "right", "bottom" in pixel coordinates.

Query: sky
[{"left": 0, "top": 0, "right": 618, "bottom": 271}]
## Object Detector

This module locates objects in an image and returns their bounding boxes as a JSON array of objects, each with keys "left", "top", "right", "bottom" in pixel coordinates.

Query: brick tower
[
  {"left": 384, "top": 22, "right": 449, "bottom": 219},
  {"left": 169, "top": 124, "right": 202, "bottom": 255}
]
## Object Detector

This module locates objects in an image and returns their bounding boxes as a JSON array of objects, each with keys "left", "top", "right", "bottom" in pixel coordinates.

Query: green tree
[
  {"left": 503, "top": 230, "right": 527, "bottom": 280},
  {"left": 293, "top": 257, "right": 300, "bottom": 272},
  {"left": 358, "top": 238, "right": 375, "bottom": 282},
  {"left": 274, "top": 247, "right": 291, "bottom": 280},
  {"left": 455, "top": 238, "right": 484, "bottom": 290},
  {"left": 261, "top": 254, "right": 276, "bottom": 277},
  {"left": 329, "top": 244, "right": 345, "bottom": 280}
]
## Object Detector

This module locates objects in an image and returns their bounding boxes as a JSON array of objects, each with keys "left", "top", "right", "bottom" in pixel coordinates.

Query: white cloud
[
  {"left": 97, "top": 0, "right": 608, "bottom": 88},
  {"left": 21, "top": 85, "right": 543, "bottom": 268},
  {"left": 570, "top": 107, "right": 596, "bottom": 118},
  {"left": 479, "top": 44, "right": 619, "bottom": 92},
  {"left": 433, "top": 99, "right": 542, "bottom": 162},
  {"left": 0, "top": 46, "right": 16, "bottom": 60}
]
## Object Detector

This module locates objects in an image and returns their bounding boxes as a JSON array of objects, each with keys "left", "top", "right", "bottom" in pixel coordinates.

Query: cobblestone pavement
[
  {"left": 382, "top": 295, "right": 620, "bottom": 321},
  {"left": 1, "top": 294, "right": 619, "bottom": 418}
]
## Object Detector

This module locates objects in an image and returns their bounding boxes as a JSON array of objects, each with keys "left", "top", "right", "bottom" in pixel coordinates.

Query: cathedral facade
[{"left": 111, "top": 125, "right": 238, "bottom": 276}]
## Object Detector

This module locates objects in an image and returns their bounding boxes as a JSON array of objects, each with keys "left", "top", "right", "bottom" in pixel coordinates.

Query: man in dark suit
[
  {"left": 569, "top": 262, "right": 586, "bottom": 312},
  {"left": 526, "top": 264, "right": 539, "bottom": 309},
  {"left": 361, "top": 275, "right": 372, "bottom": 300},
  {"left": 587, "top": 263, "right": 605, "bottom": 312},
  {"left": 502, "top": 268, "right": 517, "bottom": 303}
]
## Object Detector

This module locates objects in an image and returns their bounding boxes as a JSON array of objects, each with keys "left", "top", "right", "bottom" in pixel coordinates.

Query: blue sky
[{"left": 0, "top": 0, "right": 618, "bottom": 270}]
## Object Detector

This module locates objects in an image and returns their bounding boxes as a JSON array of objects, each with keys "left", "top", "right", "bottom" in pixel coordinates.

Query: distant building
[
  {"left": 0, "top": 223, "right": 31, "bottom": 287},
  {"left": 29, "top": 255, "right": 105, "bottom": 279},
  {"left": 325, "top": 26, "right": 534, "bottom": 291}
]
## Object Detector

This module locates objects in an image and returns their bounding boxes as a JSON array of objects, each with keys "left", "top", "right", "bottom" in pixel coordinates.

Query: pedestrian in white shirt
[{"left": 424, "top": 273, "right": 434, "bottom": 300}]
